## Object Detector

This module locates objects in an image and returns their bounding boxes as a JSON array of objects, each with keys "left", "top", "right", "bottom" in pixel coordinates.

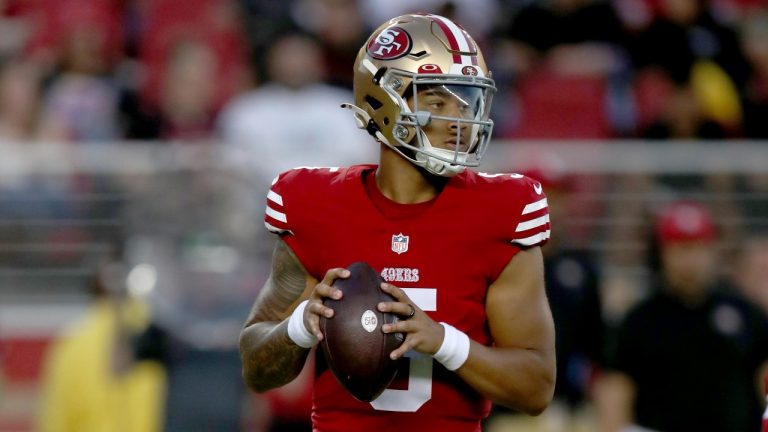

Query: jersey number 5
[{"left": 370, "top": 287, "right": 436, "bottom": 412}]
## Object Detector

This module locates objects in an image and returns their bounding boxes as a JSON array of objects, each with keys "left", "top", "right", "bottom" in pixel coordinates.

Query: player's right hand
[{"left": 304, "top": 268, "right": 349, "bottom": 341}]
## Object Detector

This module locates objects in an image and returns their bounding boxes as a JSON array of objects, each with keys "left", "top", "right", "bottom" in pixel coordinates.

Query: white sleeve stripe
[
  {"left": 516, "top": 214, "right": 550, "bottom": 232},
  {"left": 522, "top": 198, "right": 548, "bottom": 215},
  {"left": 264, "top": 221, "right": 293, "bottom": 235},
  {"left": 512, "top": 230, "right": 551, "bottom": 246},
  {"left": 267, "top": 190, "right": 283, "bottom": 206},
  {"left": 265, "top": 206, "right": 287, "bottom": 223}
]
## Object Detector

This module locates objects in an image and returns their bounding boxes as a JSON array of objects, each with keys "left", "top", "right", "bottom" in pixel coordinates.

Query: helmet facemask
[{"left": 379, "top": 69, "right": 495, "bottom": 177}]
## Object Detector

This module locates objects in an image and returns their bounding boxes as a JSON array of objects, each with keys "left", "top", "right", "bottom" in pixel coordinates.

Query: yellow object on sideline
[{"left": 37, "top": 299, "right": 166, "bottom": 432}]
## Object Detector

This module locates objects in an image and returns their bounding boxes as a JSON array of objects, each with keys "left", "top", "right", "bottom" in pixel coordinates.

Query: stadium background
[{"left": 0, "top": 0, "right": 767, "bottom": 431}]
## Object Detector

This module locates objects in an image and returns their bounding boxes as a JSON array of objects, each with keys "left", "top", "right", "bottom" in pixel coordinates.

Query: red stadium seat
[{"left": 504, "top": 71, "right": 613, "bottom": 139}]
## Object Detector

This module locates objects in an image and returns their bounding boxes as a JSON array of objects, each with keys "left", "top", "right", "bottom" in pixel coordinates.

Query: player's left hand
[{"left": 377, "top": 282, "right": 445, "bottom": 360}]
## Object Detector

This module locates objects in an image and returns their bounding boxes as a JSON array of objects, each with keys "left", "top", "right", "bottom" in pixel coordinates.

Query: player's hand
[
  {"left": 378, "top": 282, "right": 445, "bottom": 360},
  {"left": 304, "top": 268, "right": 349, "bottom": 341}
]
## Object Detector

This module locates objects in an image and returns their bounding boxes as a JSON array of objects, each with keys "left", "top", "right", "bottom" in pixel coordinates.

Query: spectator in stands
[
  {"left": 216, "top": 32, "right": 374, "bottom": 177},
  {"left": 34, "top": 0, "right": 121, "bottom": 142},
  {"left": 291, "top": 0, "right": 369, "bottom": 89},
  {"left": 738, "top": 11, "right": 768, "bottom": 138},
  {"left": 0, "top": 56, "right": 42, "bottom": 140},
  {"left": 595, "top": 200, "right": 768, "bottom": 432},
  {"left": 37, "top": 257, "right": 165, "bottom": 432},
  {"left": 493, "top": 0, "right": 634, "bottom": 138},
  {"left": 236, "top": 0, "right": 297, "bottom": 84},
  {"left": 496, "top": 0, "right": 629, "bottom": 77},
  {"left": 631, "top": 0, "right": 747, "bottom": 138},
  {"left": 640, "top": 83, "right": 730, "bottom": 139},
  {"left": 735, "top": 235, "right": 768, "bottom": 315},
  {"left": 155, "top": 40, "right": 218, "bottom": 141},
  {"left": 120, "top": 0, "right": 250, "bottom": 141}
]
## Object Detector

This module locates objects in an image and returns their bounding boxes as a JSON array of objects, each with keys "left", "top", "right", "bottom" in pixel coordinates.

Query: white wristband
[
  {"left": 287, "top": 300, "right": 317, "bottom": 348},
  {"left": 433, "top": 322, "right": 470, "bottom": 371}
]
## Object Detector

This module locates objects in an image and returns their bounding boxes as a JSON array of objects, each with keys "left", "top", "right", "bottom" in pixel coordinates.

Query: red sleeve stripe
[
  {"left": 516, "top": 214, "right": 550, "bottom": 232},
  {"left": 512, "top": 229, "right": 551, "bottom": 247},
  {"left": 522, "top": 197, "right": 548, "bottom": 215}
]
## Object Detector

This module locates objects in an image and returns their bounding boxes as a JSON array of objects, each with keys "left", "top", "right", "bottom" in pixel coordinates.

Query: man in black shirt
[{"left": 597, "top": 200, "right": 768, "bottom": 432}]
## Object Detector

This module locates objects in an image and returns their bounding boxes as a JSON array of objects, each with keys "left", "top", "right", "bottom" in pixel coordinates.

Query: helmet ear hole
[
  {"left": 365, "top": 95, "right": 383, "bottom": 110},
  {"left": 383, "top": 117, "right": 390, "bottom": 125}
]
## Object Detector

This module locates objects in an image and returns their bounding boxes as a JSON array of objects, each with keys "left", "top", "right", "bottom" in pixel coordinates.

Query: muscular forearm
[
  {"left": 457, "top": 342, "right": 555, "bottom": 415},
  {"left": 239, "top": 319, "right": 310, "bottom": 392},
  {"left": 240, "top": 239, "right": 313, "bottom": 392}
]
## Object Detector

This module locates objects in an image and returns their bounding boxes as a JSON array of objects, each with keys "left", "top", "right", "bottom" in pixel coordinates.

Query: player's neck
[{"left": 376, "top": 148, "right": 446, "bottom": 204}]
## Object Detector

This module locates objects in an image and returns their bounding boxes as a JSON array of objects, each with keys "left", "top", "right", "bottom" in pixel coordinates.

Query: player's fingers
[
  {"left": 377, "top": 301, "right": 416, "bottom": 319},
  {"left": 313, "top": 283, "right": 342, "bottom": 301},
  {"left": 305, "top": 300, "right": 332, "bottom": 340},
  {"left": 389, "top": 334, "right": 420, "bottom": 360},
  {"left": 307, "top": 299, "right": 335, "bottom": 319},
  {"left": 313, "top": 268, "right": 349, "bottom": 300},
  {"left": 380, "top": 282, "right": 410, "bottom": 302},
  {"left": 321, "top": 268, "right": 350, "bottom": 286},
  {"left": 381, "top": 317, "right": 415, "bottom": 335}
]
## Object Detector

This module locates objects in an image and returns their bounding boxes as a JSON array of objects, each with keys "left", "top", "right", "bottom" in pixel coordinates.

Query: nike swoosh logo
[{"left": 533, "top": 183, "right": 543, "bottom": 195}]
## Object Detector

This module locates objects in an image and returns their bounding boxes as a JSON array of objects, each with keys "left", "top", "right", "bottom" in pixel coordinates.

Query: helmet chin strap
[
  {"left": 417, "top": 152, "right": 465, "bottom": 177},
  {"left": 414, "top": 133, "right": 466, "bottom": 177}
]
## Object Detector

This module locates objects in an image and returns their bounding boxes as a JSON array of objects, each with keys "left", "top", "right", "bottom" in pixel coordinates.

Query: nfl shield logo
[{"left": 391, "top": 233, "right": 409, "bottom": 254}]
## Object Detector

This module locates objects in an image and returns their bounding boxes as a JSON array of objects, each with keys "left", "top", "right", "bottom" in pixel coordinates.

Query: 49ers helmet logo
[{"left": 368, "top": 26, "right": 411, "bottom": 60}]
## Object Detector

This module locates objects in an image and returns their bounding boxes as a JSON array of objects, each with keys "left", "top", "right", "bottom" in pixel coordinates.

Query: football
[{"left": 319, "top": 261, "right": 404, "bottom": 402}]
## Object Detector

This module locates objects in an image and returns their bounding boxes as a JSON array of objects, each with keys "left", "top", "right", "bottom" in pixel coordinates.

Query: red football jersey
[{"left": 264, "top": 165, "right": 550, "bottom": 432}]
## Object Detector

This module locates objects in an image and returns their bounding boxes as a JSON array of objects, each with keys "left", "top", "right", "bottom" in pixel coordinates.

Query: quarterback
[{"left": 240, "top": 13, "right": 556, "bottom": 432}]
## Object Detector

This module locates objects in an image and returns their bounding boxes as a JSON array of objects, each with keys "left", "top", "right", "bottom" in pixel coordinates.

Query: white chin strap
[
  {"left": 414, "top": 134, "right": 466, "bottom": 177},
  {"left": 416, "top": 152, "right": 465, "bottom": 177}
]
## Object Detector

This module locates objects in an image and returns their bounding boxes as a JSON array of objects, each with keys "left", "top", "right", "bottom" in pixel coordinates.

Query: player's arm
[
  {"left": 239, "top": 238, "right": 313, "bottom": 392},
  {"left": 382, "top": 246, "right": 555, "bottom": 414},
  {"left": 457, "top": 246, "right": 556, "bottom": 414},
  {"left": 239, "top": 237, "right": 348, "bottom": 392}
]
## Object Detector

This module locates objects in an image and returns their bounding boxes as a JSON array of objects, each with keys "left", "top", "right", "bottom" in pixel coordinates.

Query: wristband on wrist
[
  {"left": 287, "top": 300, "right": 318, "bottom": 348},
  {"left": 433, "top": 322, "right": 470, "bottom": 371}
]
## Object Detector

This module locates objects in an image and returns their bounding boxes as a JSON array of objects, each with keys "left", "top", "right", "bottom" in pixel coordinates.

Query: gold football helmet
[{"left": 343, "top": 14, "right": 496, "bottom": 177}]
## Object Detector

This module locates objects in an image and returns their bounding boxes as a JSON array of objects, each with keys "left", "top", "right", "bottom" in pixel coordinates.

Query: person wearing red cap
[{"left": 596, "top": 200, "right": 768, "bottom": 432}]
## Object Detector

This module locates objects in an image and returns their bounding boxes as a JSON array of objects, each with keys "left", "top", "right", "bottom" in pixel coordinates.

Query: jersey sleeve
[
  {"left": 264, "top": 170, "right": 296, "bottom": 236},
  {"left": 505, "top": 175, "right": 551, "bottom": 248},
  {"left": 262, "top": 167, "right": 340, "bottom": 277}
]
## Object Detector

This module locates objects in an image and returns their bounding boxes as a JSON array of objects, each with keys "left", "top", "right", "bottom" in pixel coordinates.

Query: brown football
[{"left": 319, "top": 261, "right": 404, "bottom": 402}]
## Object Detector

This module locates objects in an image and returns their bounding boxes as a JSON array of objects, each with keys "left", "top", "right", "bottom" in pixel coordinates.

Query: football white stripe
[
  {"left": 265, "top": 206, "right": 287, "bottom": 223},
  {"left": 512, "top": 229, "right": 551, "bottom": 246},
  {"left": 522, "top": 198, "right": 548, "bottom": 215},
  {"left": 267, "top": 190, "right": 283, "bottom": 206},
  {"left": 432, "top": 15, "right": 472, "bottom": 64},
  {"left": 516, "top": 214, "right": 550, "bottom": 232},
  {"left": 264, "top": 221, "right": 292, "bottom": 234}
]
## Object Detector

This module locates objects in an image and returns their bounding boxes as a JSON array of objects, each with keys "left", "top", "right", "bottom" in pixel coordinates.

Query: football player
[{"left": 240, "top": 13, "right": 556, "bottom": 431}]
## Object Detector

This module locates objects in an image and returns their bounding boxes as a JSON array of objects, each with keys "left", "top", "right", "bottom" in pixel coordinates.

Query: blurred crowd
[{"left": 0, "top": 0, "right": 768, "bottom": 145}]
